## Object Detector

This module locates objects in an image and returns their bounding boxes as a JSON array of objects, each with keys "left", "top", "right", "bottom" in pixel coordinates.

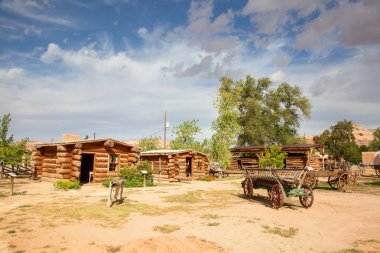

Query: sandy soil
[{"left": 1, "top": 174, "right": 380, "bottom": 253}]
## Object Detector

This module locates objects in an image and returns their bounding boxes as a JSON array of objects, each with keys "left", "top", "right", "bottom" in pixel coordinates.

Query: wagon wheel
[
  {"left": 304, "top": 172, "right": 317, "bottom": 189},
  {"left": 376, "top": 168, "right": 380, "bottom": 177},
  {"left": 339, "top": 173, "right": 356, "bottom": 192},
  {"left": 328, "top": 176, "right": 339, "bottom": 190},
  {"left": 299, "top": 186, "right": 314, "bottom": 208},
  {"left": 243, "top": 177, "right": 253, "bottom": 198},
  {"left": 270, "top": 184, "right": 284, "bottom": 209},
  {"left": 337, "top": 173, "right": 350, "bottom": 192}
]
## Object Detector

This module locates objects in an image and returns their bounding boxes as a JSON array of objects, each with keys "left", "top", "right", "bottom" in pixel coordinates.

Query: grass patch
[
  {"left": 153, "top": 224, "right": 181, "bottom": 234},
  {"left": 106, "top": 245, "right": 121, "bottom": 253},
  {"left": 54, "top": 180, "right": 80, "bottom": 190},
  {"left": 207, "top": 222, "right": 220, "bottom": 226},
  {"left": 163, "top": 191, "right": 204, "bottom": 204},
  {"left": 201, "top": 213, "right": 221, "bottom": 219},
  {"left": 334, "top": 249, "right": 365, "bottom": 253},
  {"left": 352, "top": 239, "right": 380, "bottom": 247},
  {"left": 262, "top": 225, "right": 298, "bottom": 238},
  {"left": 163, "top": 190, "right": 240, "bottom": 205}
]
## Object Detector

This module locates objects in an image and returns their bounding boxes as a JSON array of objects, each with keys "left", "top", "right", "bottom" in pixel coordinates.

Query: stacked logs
[
  {"left": 30, "top": 149, "right": 43, "bottom": 177},
  {"left": 93, "top": 153, "right": 109, "bottom": 183},
  {"left": 286, "top": 156, "right": 307, "bottom": 168},
  {"left": 56, "top": 145, "right": 72, "bottom": 180},
  {"left": 71, "top": 143, "right": 82, "bottom": 180},
  {"left": 41, "top": 155, "right": 61, "bottom": 182},
  {"left": 308, "top": 154, "right": 323, "bottom": 170}
]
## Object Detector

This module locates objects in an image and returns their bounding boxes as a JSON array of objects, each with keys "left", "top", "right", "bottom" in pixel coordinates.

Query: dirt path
[{"left": 1, "top": 178, "right": 380, "bottom": 253}]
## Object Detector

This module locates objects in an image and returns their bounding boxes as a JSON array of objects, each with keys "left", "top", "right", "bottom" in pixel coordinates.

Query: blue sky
[{"left": 1, "top": 0, "right": 379, "bottom": 142}]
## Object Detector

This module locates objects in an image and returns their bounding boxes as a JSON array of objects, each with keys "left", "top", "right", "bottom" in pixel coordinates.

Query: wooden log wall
[
  {"left": 230, "top": 157, "right": 259, "bottom": 171},
  {"left": 71, "top": 145, "right": 81, "bottom": 181},
  {"left": 30, "top": 150, "right": 43, "bottom": 177},
  {"left": 286, "top": 155, "right": 307, "bottom": 168},
  {"left": 308, "top": 154, "right": 323, "bottom": 170}
]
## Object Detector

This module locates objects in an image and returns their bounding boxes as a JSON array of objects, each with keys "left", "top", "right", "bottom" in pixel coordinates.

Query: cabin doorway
[
  {"left": 80, "top": 154, "right": 94, "bottom": 183},
  {"left": 186, "top": 157, "right": 192, "bottom": 177}
]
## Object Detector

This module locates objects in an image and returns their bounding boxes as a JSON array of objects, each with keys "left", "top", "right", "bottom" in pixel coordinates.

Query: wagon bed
[{"left": 241, "top": 166, "right": 314, "bottom": 209}]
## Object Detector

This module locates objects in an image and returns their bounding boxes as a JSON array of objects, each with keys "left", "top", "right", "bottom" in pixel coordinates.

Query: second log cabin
[
  {"left": 140, "top": 149, "right": 210, "bottom": 182},
  {"left": 228, "top": 144, "right": 325, "bottom": 175}
]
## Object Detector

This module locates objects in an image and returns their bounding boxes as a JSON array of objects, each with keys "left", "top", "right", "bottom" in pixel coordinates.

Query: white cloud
[
  {"left": 0, "top": 68, "right": 24, "bottom": 80},
  {"left": 1, "top": 0, "right": 74, "bottom": 27},
  {"left": 270, "top": 70, "right": 285, "bottom": 82}
]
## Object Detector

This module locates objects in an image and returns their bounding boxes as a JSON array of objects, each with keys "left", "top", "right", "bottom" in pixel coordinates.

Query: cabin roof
[
  {"left": 34, "top": 138, "right": 136, "bottom": 149},
  {"left": 141, "top": 149, "right": 208, "bottom": 157},
  {"left": 230, "top": 144, "right": 323, "bottom": 153}
]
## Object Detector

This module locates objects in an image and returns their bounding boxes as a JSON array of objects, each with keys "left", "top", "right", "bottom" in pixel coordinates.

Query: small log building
[
  {"left": 31, "top": 139, "right": 139, "bottom": 183},
  {"left": 140, "top": 150, "right": 209, "bottom": 182},
  {"left": 228, "top": 144, "right": 324, "bottom": 175}
]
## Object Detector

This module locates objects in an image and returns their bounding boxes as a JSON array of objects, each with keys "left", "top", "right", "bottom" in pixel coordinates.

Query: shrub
[
  {"left": 120, "top": 161, "right": 153, "bottom": 187},
  {"left": 200, "top": 175, "right": 214, "bottom": 182},
  {"left": 102, "top": 178, "right": 113, "bottom": 188},
  {"left": 102, "top": 161, "right": 154, "bottom": 188},
  {"left": 54, "top": 180, "right": 80, "bottom": 190}
]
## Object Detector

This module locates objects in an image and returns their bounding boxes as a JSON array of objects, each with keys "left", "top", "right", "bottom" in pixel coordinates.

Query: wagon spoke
[
  {"left": 243, "top": 177, "right": 253, "bottom": 198},
  {"left": 270, "top": 184, "right": 284, "bottom": 209},
  {"left": 299, "top": 186, "right": 314, "bottom": 208},
  {"left": 328, "top": 176, "right": 339, "bottom": 190}
]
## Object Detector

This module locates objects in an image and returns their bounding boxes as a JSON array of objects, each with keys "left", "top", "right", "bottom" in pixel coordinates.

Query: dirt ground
[{"left": 1, "top": 171, "right": 380, "bottom": 253}]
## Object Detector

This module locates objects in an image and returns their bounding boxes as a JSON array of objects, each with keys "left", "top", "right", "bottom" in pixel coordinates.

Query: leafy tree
[
  {"left": 237, "top": 77, "right": 311, "bottom": 145},
  {"left": 318, "top": 120, "right": 361, "bottom": 163},
  {"left": 369, "top": 127, "right": 380, "bottom": 151},
  {"left": 139, "top": 136, "right": 160, "bottom": 151},
  {"left": 170, "top": 119, "right": 209, "bottom": 153},
  {"left": 210, "top": 76, "right": 242, "bottom": 168},
  {"left": 0, "top": 113, "right": 28, "bottom": 165},
  {"left": 210, "top": 75, "right": 311, "bottom": 168},
  {"left": 259, "top": 145, "right": 287, "bottom": 168}
]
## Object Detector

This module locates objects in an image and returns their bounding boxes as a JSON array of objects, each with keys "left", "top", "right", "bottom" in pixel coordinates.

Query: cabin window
[{"left": 109, "top": 154, "right": 119, "bottom": 171}]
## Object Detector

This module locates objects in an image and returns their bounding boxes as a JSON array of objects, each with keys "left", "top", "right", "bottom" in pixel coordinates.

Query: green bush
[
  {"left": 120, "top": 161, "right": 153, "bottom": 187},
  {"left": 200, "top": 175, "right": 214, "bottom": 182},
  {"left": 54, "top": 180, "right": 80, "bottom": 190},
  {"left": 102, "top": 161, "right": 154, "bottom": 188},
  {"left": 102, "top": 178, "right": 113, "bottom": 188}
]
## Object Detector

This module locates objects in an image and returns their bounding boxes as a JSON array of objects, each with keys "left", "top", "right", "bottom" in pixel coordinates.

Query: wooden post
[
  {"left": 10, "top": 176, "right": 14, "bottom": 196},
  {"left": 143, "top": 174, "right": 146, "bottom": 187},
  {"left": 158, "top": 158, "right": 161, "bottom": 183},
  {"left": 322, "top": 147, "right": 325, "bottom": 170}
]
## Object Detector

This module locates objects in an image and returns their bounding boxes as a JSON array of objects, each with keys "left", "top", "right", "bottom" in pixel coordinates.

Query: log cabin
[
  {"left": 31, "top": 139, "right": 139, "bottom": 183},
  {"left": 228, "top": 144, "right": 325, "bottom": 175},
  {"left": 140, "top": 149, "right": 210, "bottom": 182}
]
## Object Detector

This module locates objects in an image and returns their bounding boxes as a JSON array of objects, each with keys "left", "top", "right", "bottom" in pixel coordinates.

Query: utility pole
[
  {"left": 164, "top": 112, "right": 167, "bottom": 149},
  {"left": 163, "top": 112, "right": 170, "bottom": 149}
]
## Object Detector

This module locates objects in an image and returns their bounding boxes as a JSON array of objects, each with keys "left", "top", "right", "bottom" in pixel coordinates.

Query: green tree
[
  {"left": 369, "top": 127, "right": 380, "bottom": 151},
  {"left": 139, "top": 136, "right": 160, "bottom": 151},
  {"left": 0, "top": 114, "right": 28, "bottom": 165},
  {"left": 170, "top": 119, "right": 209, "bottom": 153},
  {"left": 210, "top": 75, "right": 311, "bottom": 168},
  {"left": 259, "top": 145, "right": 287, "bottom": 168},
  {"left": 210, "top": 76, "right": 242, "bottom": 168},
  {"left": 318, "top": 120, "right": 361, "bottom": 163},
  {"left": 237, "top": 77, "right": 311, "bottom": 145}
]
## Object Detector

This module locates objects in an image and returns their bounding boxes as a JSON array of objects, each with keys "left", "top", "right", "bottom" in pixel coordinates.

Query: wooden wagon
[
  {"left": 240, "top": 162, "right": 314, "bottom": 209},
  {"left": 311, "top": 162, "right": 357, "bottom": 192}
]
